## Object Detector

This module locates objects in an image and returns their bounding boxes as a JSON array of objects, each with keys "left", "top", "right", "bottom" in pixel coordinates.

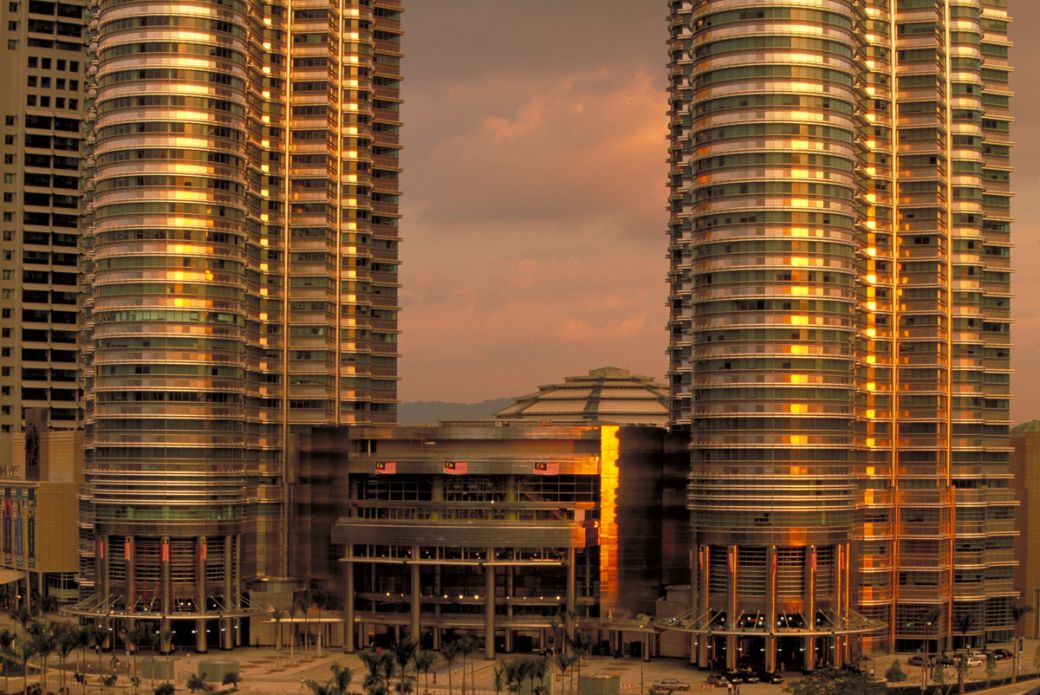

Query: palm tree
[
  {"left": 555, "top": 653, "right": 578, "bottom": 695},
  {"left": 1011, "top": 602, "right": 1033, "bottom": 682},
  {"left": 271, "top": 608, "right": 285, "bottom": 655},
  {"left": 0, "top": 627, "right": 15, "bottom": 695},
  {"left": 221, "top": 672, "right": 240, "bottom": 694},
  {"left": 56, "top": 622, "right": 81, "bottom": 694},
  {"left": 89, "top": 624, "right": 108, "bottom": 679},
  {"left": 458, "top": 636, "right": 480, "bottom": 695},
  {"left": 566, "top": 632, "right": 592, "bottom": 688},
  {"left": 954, "top": 613, "right": 974, "bottom": 651},
  {"left": 493, "top": 665, "right": 505, "bottom": 695},
  {"left": 360, "top": 649, "right": 394, "bottom": 695},
  {"left": 391, "top": 638, "right": 416, "bottom": 695},
  {"left": 15, "top": 635, "right": 38, "bottom": 695},
  {"left": 440, "top": 641, "right": 462, "bottom": 695},
  {"left": 186, "top": 672, "right": 210, "bottom": 695},
  {"left": 9, "top": 606, "right": 32, "bottom": 635},
  {"left": 39, "top": 595, "right": 58, "bottom": 616},
  {"left": 413, "top": 650, "right": 436, "bottom": 695},
  {"left": 289, "top": 593, "right": 309, "bottom": 661},
  {"left": 328, "top": 662, "right": 351, "bottom": 695},
  {"left": 28, "top": 620, "right": 54, "bottom": 694}
]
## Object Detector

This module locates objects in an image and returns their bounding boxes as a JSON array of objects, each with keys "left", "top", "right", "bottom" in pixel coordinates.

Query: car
[
  {"left": 736, "top": 667, "right": 759, "bottom": 683},
  {"left": 758, "top": 671, "right": 784, "bottom": 684},
  {"left": 705, "top": 674, "right": 729, "bottom": 688},
  {"left": 935, "top": 655, "right": 956, "bottom": 666},
  {"left": 965, "top": 655, "right": 984, "bottom": 668},
  {"left": 651, "top": 679, "right": 690, "bottom": 691},
  {"left": 991, "top": 648, "right": 1012, "bottom": 661},
  {"left": 908, "top": 655, "right": 933, "bottom": 667},
  {"left": 722, "top": 669, "right": 744, "bottom": 684}
]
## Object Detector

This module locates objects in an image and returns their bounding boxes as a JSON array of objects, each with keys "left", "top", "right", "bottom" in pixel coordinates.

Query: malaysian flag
[
  {"left": 533, "top": 461, "right": 560, "bottom": 476},
  {"left": 375, "top": 461, "right": 397, "bottom": 475},
  {"left": 443, "top": 461, "right": 468, "bottom": 475}
]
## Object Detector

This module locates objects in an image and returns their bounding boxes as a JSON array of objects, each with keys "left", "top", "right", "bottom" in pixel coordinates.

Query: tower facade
[
  {"left": 667, "top": 0, "right": 1014, "bottom": 667},
  {"left": 0, "top": 0, "right": 85, "bottom": 445},
  {"left": 75, "top": 0, "right": 401, "bottom": 649}
]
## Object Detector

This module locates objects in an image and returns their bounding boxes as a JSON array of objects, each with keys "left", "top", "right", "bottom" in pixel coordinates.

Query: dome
[{"left": 495, "top": 367, "right": 668, "bottom": 426}]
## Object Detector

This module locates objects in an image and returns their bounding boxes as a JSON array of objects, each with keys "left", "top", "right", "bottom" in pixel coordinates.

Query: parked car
[
  {"left": 759, "top": 671, "right": 784, "bottom": 684},
  {"left": 991, "top": 648, "right": 1013, "bottom": 661},
  {"left": 736, "top": 667, "right": 759, "bottom": 683},
  {"left": 935, "top": 655, "right": 956, "bottom": 666},
  {"left": 651, "top": 679, "right": 690, "bottom": 692},
  {"left": 965, "top": 655, "right": 984, "bottom": 668},
  {"left": 722, "top": 669, "right": 744, "bottom": 684},
  {"left": 908, "top": 655, "right": 933, "bottom": 667},
  {"left": 705, "top": 674, "right": 729, "bottom": 688}
]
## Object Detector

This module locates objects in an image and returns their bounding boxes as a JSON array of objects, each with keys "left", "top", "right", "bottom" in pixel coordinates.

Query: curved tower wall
[{"left": 669, "top": 0, "right": 1016, "bottom": 666}]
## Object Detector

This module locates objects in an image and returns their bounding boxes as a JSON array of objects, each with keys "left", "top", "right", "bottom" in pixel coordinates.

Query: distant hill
[{"left": 398, "top": 398, "right": 514, "bottom": 425}]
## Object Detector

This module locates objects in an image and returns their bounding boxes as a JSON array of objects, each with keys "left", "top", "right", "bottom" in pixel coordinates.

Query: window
[{"left": 7, "top": 40, "right": 18, "bottom": 49}]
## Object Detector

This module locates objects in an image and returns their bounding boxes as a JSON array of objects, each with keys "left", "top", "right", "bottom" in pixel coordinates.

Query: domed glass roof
[{"left": 495, "top": 367, "right": 668, "bottom": 426}]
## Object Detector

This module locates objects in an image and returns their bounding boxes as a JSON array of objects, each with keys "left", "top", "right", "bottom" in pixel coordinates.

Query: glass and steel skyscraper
[
  {"left": 666, "top": 0, "right": 1014, "bottom": 668},
  {"left": 74, "top": 0, "right": 401, "bottom": 649}
]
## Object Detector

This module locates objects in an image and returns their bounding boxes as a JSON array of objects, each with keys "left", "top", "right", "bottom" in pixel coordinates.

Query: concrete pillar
[
  {"left": 126, "top": 537, "right": 136, "bottom": 616},
  {"left": 223, "top": 534, "right": 234, "bottom": 650},
  {"left": 766, "top": 545, "right": 777, "bottom": 673},
  {"left": 433, "top": 561, "right": 442, "bottom": 650},
  {"left": 196, "top": 536, "right": 208, "bottom": 653},
  {"left": 505, "top": 566, "right": 513, "bottom": 653},
  {"left": 485, "top": 546, "right": 495, "bottom": 659},
  {"left": 725, "top": 545, "right": 737, "bottom": 670},
  {"left": 697, "top": 545, "right": 710, "bottom": 669},
  {"left": 344, "top": 556, "right": 355, "bottom": 653},
  {"left": 410, "top": 545, "right": 421, "bottom": 641},
  {"left": 160, "top": 537, "right": 171, "bottom": 654},
  {"left": 803, "top": 546, "right": 816, "bottom": 672},
  {"left": 565, "top": 546, "right": 576, "bottom": 641}
]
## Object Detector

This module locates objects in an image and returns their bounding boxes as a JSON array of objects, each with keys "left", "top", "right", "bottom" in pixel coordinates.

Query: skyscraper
[
  {"left": 73, "top": 0, "right": 401, "bottom": 650},
  {"left": 0, "top": 0, "right": 85, "bottom": 447},
  {"left": 666, "top": 0, "right": 1014, "bottom": 668}
]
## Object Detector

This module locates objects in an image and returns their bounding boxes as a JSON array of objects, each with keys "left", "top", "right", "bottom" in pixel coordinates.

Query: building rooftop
[{"left": 494, "top": 367, "right": 669, "bottom": 426}]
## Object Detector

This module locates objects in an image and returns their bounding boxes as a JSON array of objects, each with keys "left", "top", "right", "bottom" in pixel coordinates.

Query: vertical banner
[
  {"left": 26, "top": 511, "right": 34, "bottom": 568},
  {"left": 2, "top": 490, "right": 10, "bottom": 562}
]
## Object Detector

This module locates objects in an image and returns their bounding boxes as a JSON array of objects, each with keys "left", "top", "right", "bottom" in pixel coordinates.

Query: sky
[{"left": 399, "top": 1, "right": 1040, "bottom": 421}]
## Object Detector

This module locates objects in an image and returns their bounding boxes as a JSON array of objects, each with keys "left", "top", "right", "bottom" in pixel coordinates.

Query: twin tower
[{"left": 73, "top": 0, "right": 1015, "bottom": 661}]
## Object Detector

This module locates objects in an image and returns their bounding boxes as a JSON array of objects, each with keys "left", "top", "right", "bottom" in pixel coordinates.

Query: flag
[
  {"left": 533, "top": 461, "right": 560, "bottom": 475},
  {"left": 375, "top": 461, "right": 397, "bottom": 475},
  {"left": 444, "top": 461, "right": 468, "bottom": 475}
]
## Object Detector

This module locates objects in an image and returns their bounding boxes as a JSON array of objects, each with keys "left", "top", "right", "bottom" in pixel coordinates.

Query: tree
[
  {"left": 56, "top": 622, "right": 82, "bottom": 694},
  {"left": 360, "top": 648, "right": 394, "bottom": 695},
  {"left": 413, "top": 650, "right": 436, "bottom": 695},
  {"left": 14, "top": 635, "right": 38, "bottom": 695},
  {"left": 40, "top": 595, "right": 58, "bottom": 616},
  {"left": 329, "top": 663, "right": 351, "bottom": 695},
  {"left": 440, "top": 641, "right": 462, "bottom": 695},
  {"left": 10, "top": 606, "right": 32, "bottom": 634},
  {"left": 0, "top": 627, "right": 15, "bottom": 695},
  {"left": 555, "top": 653, "right": 578, "bottom": 695},
  {"left": 884, "top": 660, "right": 908, "bottom": 683},
  {"left": 186, "top": 672, "right": 211, "bottom": 695},
  {"left": 784, "top": 668, "right": 885, "bottom": 695},
  {"left": 954, "top": 613, "right": 975, "bottom": 650},
  {"left": 271, "top": 609, "right": 285, "bottom": 654},
  {"left": 391, "top": 638, "right": 416, "bottom": 695},
  {"left": 985, "top": 652, "right": 997, "bottom": 682},
  {"left": 305, "top": 663, "right": 350, "bottom": 695},
  {"left": 221, "top": 672, "right": 240, "bottom": 694},
  {"left": 566, "top": 632, "right": 592, "bottom": 688},
  {"left": 27, "top": 620, "right": 54, "bottom": 694},
  {"left": 457, "top": 636, "right": 480, "bottom": 695},
  {"left": 89, "top": 624, "right": 108, "bottom": 678},
  {"left": 1011, "top": 602, "right": 1032, "bottom": 682}
]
